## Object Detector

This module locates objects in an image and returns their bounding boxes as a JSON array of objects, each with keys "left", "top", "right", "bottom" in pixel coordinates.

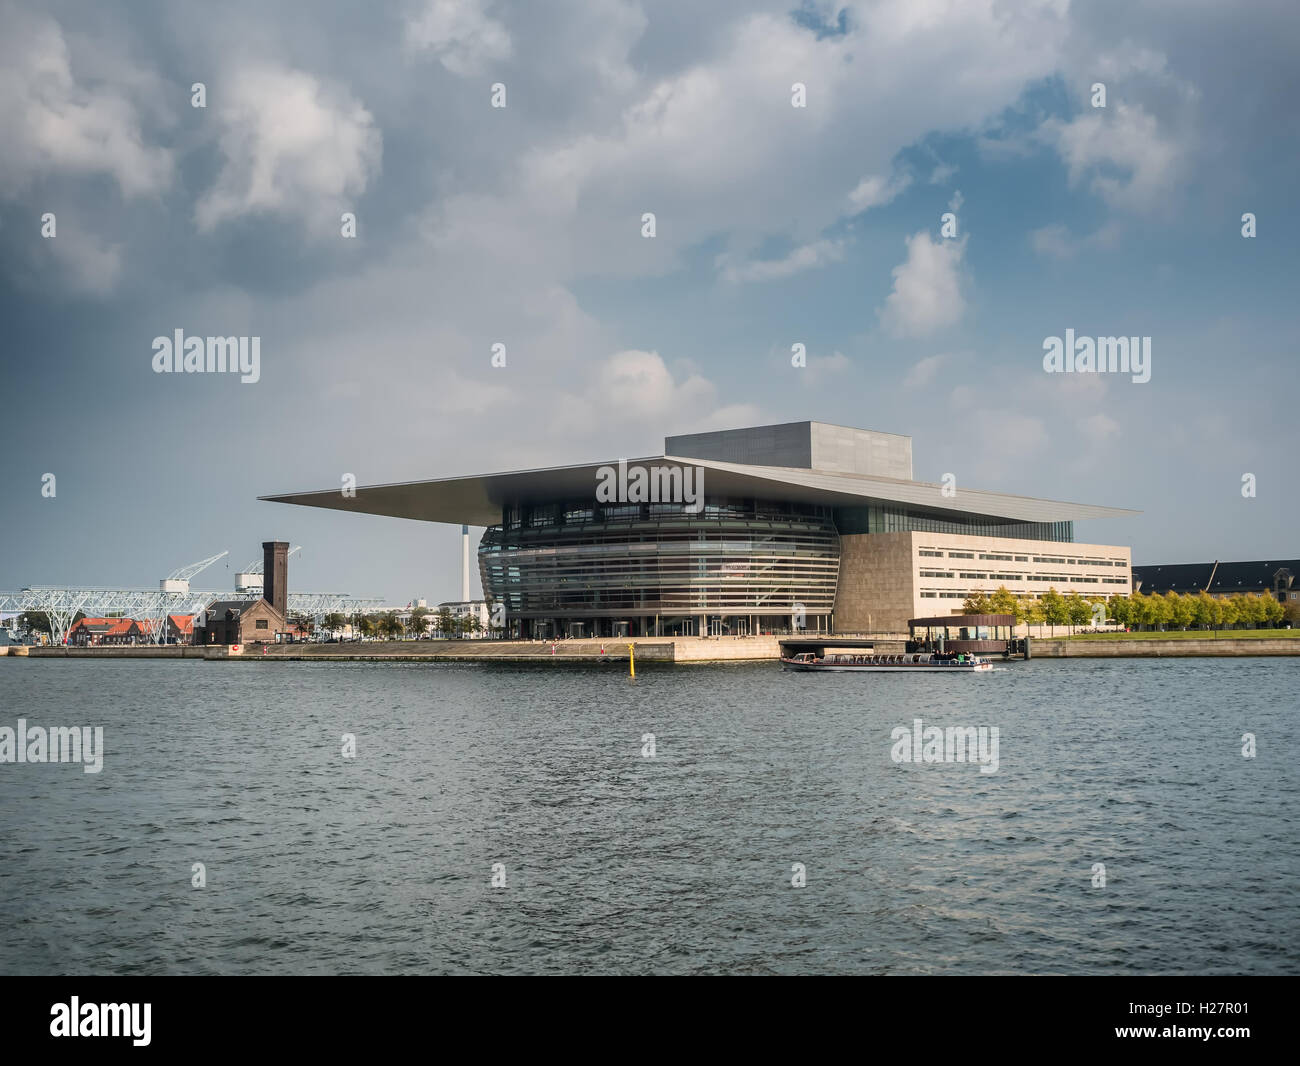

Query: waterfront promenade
[{"left": 7, "top": 634, "right": 1300, "bottom": 661}]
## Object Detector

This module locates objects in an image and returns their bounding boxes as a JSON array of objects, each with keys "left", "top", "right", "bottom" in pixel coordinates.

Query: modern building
[
  {"left": 262, "top": 421, "right": 1136, "bottom": 637},
  {"left": 1133, "top": 560, "right": 1299, "bottom": 604}
]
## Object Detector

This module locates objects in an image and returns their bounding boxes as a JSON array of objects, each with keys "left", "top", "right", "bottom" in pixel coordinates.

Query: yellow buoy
[{"left": 627, "top": 642, "right": 635, "bottom": 678}]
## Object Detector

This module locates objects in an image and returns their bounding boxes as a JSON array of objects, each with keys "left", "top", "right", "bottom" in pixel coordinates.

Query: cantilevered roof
[{"left": 261, "top": 454, "right": 1137, "bottom": 527}]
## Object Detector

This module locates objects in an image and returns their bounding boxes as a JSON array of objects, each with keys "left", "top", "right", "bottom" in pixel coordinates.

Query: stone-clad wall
[{"left": 833, "top": 532, "right": 916, "bottom": 634}]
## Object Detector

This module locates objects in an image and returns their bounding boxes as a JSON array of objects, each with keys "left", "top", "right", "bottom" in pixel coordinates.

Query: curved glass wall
[{"left": 480, "top": 497, "right": 839, "bottom": 637}]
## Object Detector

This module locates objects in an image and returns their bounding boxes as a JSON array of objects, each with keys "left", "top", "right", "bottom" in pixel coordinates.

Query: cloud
[
  {"left": 848, "top": 171, "right": 911, "bottom": 211},
  {"left": 1029, "top": 220, "right": 1122, "bottom": 259},
  {"left": 801, "top": 349, "right": 850, "bottom": 387},
  {"left": 45, "top": 228, "right": 123, "bottom": 295},
  {"left": 903, "top": 353, "right": 948, "bottom": 389},
  {"left": 406, "top": 0, "right": 513, "bottom": 75},
  {"left": 1041, "top": 103, "right": 1184, "bottom": 212},
  {"left": 554, "top": 350, "right": 762, "bottom": 437},
  {"left": 194, "top": 65, "right": 382, "bottom": 236},
  {"left": 716, "top": 237, "right": 845, "bottom": 283},
  {"left": 0, "top": 6, "right": 172, "bottom": 199},
  {"left": 879, "top": 231, "right": 967, "bottom": 339}
]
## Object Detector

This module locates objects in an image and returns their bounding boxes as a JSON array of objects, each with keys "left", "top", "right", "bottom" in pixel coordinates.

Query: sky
[{"left": 2, "top": 0, "right": 1297, "bottom": 605}]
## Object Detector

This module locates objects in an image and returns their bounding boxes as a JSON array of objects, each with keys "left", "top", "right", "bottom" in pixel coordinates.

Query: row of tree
[
  {"left": 329, "top": 606, "right": 498, "bottom": 640},
  {"left": 961, "top": 587, "right": 1292, "bottom": 635}
]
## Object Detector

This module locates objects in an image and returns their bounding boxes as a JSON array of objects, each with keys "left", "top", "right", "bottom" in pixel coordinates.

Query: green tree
[
  {"left": 1146, "top": 592, "right": 1171, "bottom": 631},
  {"left": 1263, "top": 594, "right": 1284, "bottom": 627},
  {"left": 323, "top": 612, "right": 346, "bottom": 633},
  {"left": 1191, "top": 591, "right": 1215, "bottom": 630},
  {"left": 989, "top": 586, "right": 1018, "bottom": 617},
  {"left": 1166, "top": 591, "right": 1193, "bottom": 631},
  {"left": 1065, "top": 592, "right": 1092, "bottom": 633},
  {"left": 1218, "top": 595, "right": 1239, "bottom": 629},
  {"left": 1040, "top": 588, "right": 1067, "bottom": 636},
  {"left": 1107, "top": 595, "right": 1131, "bottom": 628},
  {"left": 962, "top": 590, "right": 993, "bottom": 614},
  {"left": 437, "top": 607, "right": 455, "bottom": 639},
  {"left": 409, "top": 605, "right": 430, "bottom": 637}
]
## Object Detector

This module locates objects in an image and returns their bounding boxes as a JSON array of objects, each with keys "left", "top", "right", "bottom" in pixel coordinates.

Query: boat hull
[{"left": 781, "top": 657, "right": 992, "bottom": 673}]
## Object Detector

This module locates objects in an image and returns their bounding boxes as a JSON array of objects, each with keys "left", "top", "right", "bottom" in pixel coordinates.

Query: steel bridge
[{"left": 0, "top": 587, "right": 385, "bottom": 645}]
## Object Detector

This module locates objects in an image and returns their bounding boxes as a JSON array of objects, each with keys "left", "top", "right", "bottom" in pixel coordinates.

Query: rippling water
[{"left": 1, "top": 656, "right": 1296, "bottom": 975}]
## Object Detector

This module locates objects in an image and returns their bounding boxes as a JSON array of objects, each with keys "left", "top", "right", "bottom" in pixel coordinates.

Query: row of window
[
  {"left": 920, "top": 570, "right": 1133, "bottom": 585},
  {"left": 917, "top": 550, "right": 1128, "bottom": 570}
]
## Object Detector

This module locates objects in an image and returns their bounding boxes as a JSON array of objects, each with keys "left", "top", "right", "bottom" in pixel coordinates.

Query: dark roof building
[{"left": 1133, "top": 560, "right": 1299, "bottom": 602}]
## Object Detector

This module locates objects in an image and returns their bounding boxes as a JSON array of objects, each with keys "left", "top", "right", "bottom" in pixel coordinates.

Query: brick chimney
[{"left": 262, "top": 541, "right": 288, "bottom": 618}]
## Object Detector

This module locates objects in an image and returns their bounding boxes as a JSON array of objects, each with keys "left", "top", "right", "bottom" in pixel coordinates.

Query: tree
[
  {"left": 962, "top": 590, "right": 993, "bottom": 614},
  {"left": 1065, "top": 592, "right": 1091, "bottom": 633},
  {"left": 20, "top": 611, "right": 51, "bottom": 637},
  {"left": 1108, "top": 595, "right": 1131, "bottom": 628},
  {"left": 1166, "top": 591, "right": 1193, "bottom": 631},
  {"left": 1218, "top": 595, "right": 1239, "bottom": 629},
  {"left": 1263, "top": 594, "right": 1284, "bottom": 627},
  {"left": 1040, "top": 588, "right": 1067, "bottom": 637},
  {"left": 1191, "top": 591, "right": 1215, "bottom": 630},
  {"left": 409, "top": 606, "right": 430, "bottom": 637},
  {"left": 380, "top": 611, "right": 403, "bottom": 639},
  {"left": 437, "top": 607, "right": 455, "bottom": 639},
  {"left": 1145, "top": 592, "right": 1171, "bottom": 631},
  {"left": 989, "top": 586, "right": 1018, "bottom": 617},
  {"left": 323, "top": 612, "right": 346, "bottom": 633}
]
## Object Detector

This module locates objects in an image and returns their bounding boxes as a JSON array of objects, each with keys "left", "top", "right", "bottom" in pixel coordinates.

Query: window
[
  {"left": 255, "top": 619, "right": 268, "bottom": 630},
  {"left": 959, "top": 572, "right": 987, "bottom": 580},
  {"left": 948, "top": 551, "right": 974, "bottom": 559},
  {"left": 920, "top": 570, "right": 954, "bottom": 579},
  {"left": 918, "top": 550, "right": 944, "bottom": 557}
]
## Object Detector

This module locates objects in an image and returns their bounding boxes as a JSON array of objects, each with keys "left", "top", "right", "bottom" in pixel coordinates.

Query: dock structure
[{"left": 905, "top": 614, "right": 1029, "bottom": 659}]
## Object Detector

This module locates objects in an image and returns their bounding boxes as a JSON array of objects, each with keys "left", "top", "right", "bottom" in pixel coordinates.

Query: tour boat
[{"left": 780, "top": 651, "right": 993, "bottom": 672}]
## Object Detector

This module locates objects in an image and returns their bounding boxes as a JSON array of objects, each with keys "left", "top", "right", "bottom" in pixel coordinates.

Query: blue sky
[{"left": 2, "top": 0, "right": 1297, "bottom": 603}]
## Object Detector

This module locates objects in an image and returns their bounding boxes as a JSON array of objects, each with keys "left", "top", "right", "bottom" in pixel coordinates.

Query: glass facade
[
  {"left": 480, "top": 496, "right": 839, "bottom": 638},
  {"left": 834, "top": 504, "right": 1073, "bottom": 543},
  {"left": 481, "top": 495, "right": 1082, "bottom": 637}
]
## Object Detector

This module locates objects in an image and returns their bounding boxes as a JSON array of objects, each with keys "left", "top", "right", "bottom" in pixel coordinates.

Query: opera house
[{"left": 263, "top": 421, "right": 1135, "bottom": 638}]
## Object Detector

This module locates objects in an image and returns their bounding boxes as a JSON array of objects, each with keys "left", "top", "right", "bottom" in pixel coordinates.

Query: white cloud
[
  {"left": 903, "top": 353, "right": 947, "bottom": 388},
  {"left": 553, "top": 350, "right": 762, "bottom": 437},
  {"left": 879, "top": 231, "right": 967, "bottom": 339},
  {"left": 46, "top": 228, "right": 123, "bottom": 295},
  {"left": 717, "top": 238, "right": 846, "bottom": 283},
  {"left": 195, "top": 66, "right": 382, "bottom": 236},
  {"left": 848, "top": 172, "right": 911, "bottom": 211},
  {"left": 0, "top": 7, "right": 171, "bottom": 198},
  {"left": 406, "top": 0, "right": 513, "bottom": 75},
  {"left": 1041, "top": 102, "right": 1184, "bottom": 211},
  {"left": 1029, "top": 220, "right": 1123, "bottom": 259}
]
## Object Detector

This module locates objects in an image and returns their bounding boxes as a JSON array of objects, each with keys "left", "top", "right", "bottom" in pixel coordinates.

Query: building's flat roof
[{"left": 261, "top": 454, "right": 1137, "bottom": 527}]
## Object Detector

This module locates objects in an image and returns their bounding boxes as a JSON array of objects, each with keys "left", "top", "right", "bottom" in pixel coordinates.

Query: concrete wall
[
  {"left": 809, "top": 423, "right": 912, "bottom": 479},
  {"left": 1035, "top": 638, "right": 1300, "bottom": 657},
  {"left": 833, "top": 532, "right": 916, "bottom": 634},
  {"left": 665, "top": 421, "right": 912, "bottom": 478}
]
